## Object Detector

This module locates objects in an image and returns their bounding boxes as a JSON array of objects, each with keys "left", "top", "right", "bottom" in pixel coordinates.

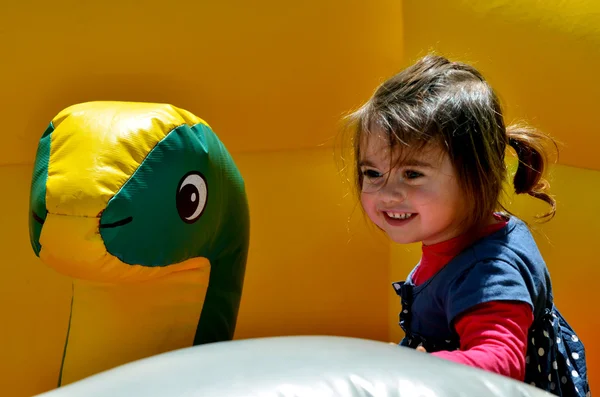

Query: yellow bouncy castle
[{"left": 0, "top": 1, "right": 597, "bottom": 395}]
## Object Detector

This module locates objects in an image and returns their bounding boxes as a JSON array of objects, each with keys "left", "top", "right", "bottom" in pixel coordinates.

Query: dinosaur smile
[
  {"left": 32, "top": 211, "right": 132, "bottom": 229},
  {"left": 32, "top": 210, "right": 45, "bottom": 225},
  {"left": 99, "top": 216, "right": 133, "bottom": 229}
]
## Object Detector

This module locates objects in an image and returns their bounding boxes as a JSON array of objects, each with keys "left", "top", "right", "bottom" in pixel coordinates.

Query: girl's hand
[{"left": 416, "top": 345, "right": 427, "bottom": 353}]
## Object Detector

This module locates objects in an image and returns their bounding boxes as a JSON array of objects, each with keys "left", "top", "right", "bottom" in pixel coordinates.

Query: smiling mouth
[
  {"left": 383, "top": 212, "right": 418, "bottom": 224},
  {"left": 31, "top": 211, "right": 132, "bottom": 228},
  {"left": 385, "top": 211, "right": 414, "bottom": 220},
  {"left": 32, "top": 211, "right": 45, "bottom": 225},
  {"left": 99, "top": 216, "right": 133, "bottom": 229}
]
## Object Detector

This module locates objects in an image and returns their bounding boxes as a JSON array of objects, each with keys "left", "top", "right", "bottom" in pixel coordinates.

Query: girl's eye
[
  {"left": 405, "top": 170, "right": 423, "bottom": 179},
  {"left": 362, "top": 169, "right": 382, "bottom": 180}
]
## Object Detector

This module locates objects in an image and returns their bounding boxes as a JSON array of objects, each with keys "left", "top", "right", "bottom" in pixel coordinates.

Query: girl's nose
[{"left": 379, "top": 180, "right": 407, "bottom": 204}]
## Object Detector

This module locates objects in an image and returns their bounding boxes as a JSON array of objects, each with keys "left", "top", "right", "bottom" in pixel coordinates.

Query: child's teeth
[{"left": 387, "top": 212, "right": 412, "bottom": 220}]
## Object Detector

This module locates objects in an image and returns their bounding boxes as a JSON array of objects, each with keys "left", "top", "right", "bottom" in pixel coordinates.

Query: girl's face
[{"left": 359, "top": 132, "right": 469, "bottom": 246}]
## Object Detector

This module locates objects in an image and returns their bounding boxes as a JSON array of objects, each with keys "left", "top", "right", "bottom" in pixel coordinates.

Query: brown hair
[{"left": 343, "top": 54, "right": 557, "bottom": 232}]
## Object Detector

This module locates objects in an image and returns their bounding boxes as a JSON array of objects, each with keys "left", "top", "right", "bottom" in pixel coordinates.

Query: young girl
[{"left": 345, "top": 54, "right": 590, "bottom": 396}]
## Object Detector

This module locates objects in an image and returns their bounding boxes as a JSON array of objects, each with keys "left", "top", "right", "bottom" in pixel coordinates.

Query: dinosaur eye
[{"left": 176, "top": 171, "right": 207, "bottom": 224}]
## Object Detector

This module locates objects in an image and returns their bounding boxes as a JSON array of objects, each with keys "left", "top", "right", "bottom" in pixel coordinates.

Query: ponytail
[{"left": 507, "top": 124, "right": 558, "bottom": 221}]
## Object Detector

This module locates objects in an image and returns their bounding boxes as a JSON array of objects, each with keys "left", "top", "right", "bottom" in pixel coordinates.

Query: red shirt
[{"left": 410, "top": 215, "right": 533, "bottom": 381}]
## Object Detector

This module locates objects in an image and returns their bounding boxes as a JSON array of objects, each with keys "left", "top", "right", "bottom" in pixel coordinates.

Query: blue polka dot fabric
[{"left": 525, "top": 307, "right": 590, "bottom": 396}]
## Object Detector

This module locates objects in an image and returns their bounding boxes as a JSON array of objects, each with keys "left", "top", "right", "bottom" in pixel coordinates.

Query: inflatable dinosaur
[{"left": 28, "top": 101, "right": 249, "bottom": 385}]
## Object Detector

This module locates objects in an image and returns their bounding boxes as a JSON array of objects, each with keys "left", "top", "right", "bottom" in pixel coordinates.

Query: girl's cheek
[
  {"left": 408, "top": 186, "right": 437, "bottom": 207},
  {"left": 360, "top": 193, "right": 372, "bottom": 210},
  {"left": 360, "top": 194, "right": 379, "bottom": 220}
]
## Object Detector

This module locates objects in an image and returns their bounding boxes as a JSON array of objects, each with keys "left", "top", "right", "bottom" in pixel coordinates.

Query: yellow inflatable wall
[
  {"left": 1, "top": 1, "right": 401, "bottom": 395},
  {"left": 1, "top": 0, "right": 597, "bottom": 395}
]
